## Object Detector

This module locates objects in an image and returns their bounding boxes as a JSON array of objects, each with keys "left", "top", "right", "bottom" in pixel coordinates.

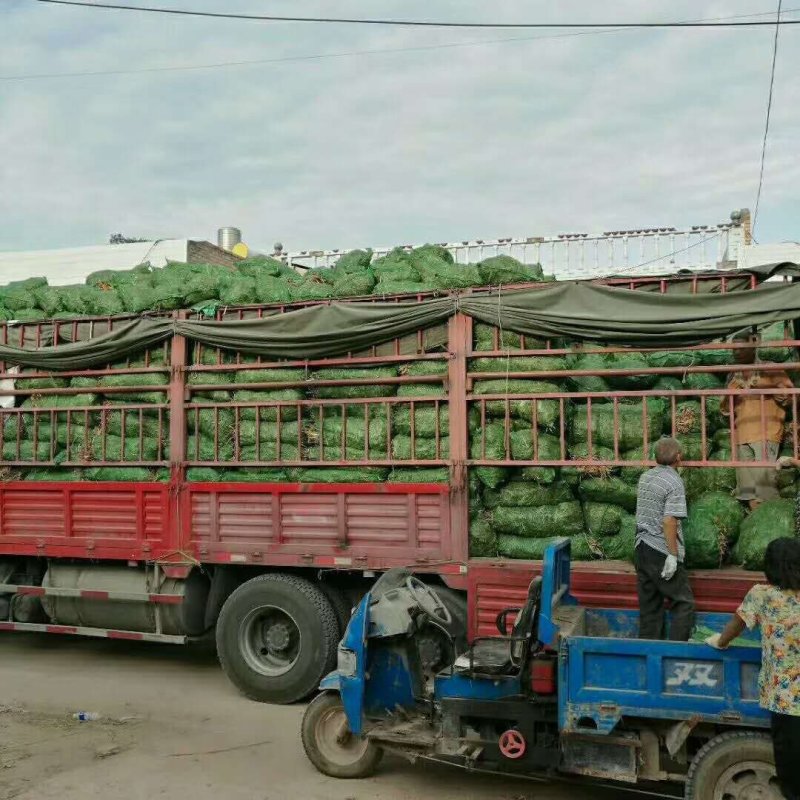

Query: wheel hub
[
  {"left": 714, "top": 760, "right": 782, "bottom": 800},
  {"left": 264, "top": 621, "right": 291, "bottom": 652}
]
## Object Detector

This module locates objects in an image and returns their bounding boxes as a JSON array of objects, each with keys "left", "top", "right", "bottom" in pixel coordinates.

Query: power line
[
  {"left": 31, "top": 0, "right": 800, "bottom": 29},
  {"left": 7, "top": 7, "right": 800, "bottom": 82},
  {"left": 753, "top": 0, "right": 783, "bottom": 238}
]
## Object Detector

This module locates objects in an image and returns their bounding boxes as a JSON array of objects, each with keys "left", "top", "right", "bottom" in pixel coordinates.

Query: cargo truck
[{"left": 0, "top": 216, "right": 796, "bottom": 704}]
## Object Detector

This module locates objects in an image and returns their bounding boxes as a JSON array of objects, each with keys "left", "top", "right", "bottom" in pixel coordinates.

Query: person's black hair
[{"left": 763, "top": 537, "right": 800, "bottom": 590}]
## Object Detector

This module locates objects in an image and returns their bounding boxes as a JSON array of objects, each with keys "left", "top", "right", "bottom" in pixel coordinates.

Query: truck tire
[
  {"left": 685, "top": 730, "right": 780, "bottom": 799},
  {"left": 318, "top": 583, "right": 353, "bottom": 638},
  {"left": 301, "top": 692, "right": 383, "bottom": 779},
  {"left": 216, "top": 574, "right": 339, "bottom": 704},
  {"left": 416, "top": 585, "right": 468, "bottom": 673}
]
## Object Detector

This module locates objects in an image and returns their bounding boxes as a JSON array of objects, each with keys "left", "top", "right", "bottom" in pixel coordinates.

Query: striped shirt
[{"left": 635, "top": 465, "right": 687, "bottom": 561}]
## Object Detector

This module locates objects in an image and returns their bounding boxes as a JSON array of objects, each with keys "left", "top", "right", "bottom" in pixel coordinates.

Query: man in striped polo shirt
[{"left": 635, "top": 436, "right": 696, "bottom": 641}]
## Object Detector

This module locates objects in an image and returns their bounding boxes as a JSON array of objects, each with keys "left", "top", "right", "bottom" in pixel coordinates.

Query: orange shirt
[{"left": 726, "top": 368, "right": 793, "bottom": 444}]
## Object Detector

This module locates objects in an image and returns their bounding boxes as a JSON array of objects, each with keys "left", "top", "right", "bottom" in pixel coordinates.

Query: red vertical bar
[
  {"left": 169, "top": 311, "right": 188, "bottom": 553},
  {"left": 447, "top": 313, "right": 470, "bottom": 564}
]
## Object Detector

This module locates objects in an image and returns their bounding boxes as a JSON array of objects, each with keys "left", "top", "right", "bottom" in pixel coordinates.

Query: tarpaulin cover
[{"left": 0, "top": 271, "right": 799, "bottom": 369}]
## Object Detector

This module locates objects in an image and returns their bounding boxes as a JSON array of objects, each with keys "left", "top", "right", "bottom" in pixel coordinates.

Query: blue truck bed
[{"left": 536, "top": 540, "right": 768, "bottom": 736}]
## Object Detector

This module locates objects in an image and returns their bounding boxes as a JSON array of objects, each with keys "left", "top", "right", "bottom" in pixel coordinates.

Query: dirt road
[{"left": 0, "top": 634, "right": 620, "bottom": 800}]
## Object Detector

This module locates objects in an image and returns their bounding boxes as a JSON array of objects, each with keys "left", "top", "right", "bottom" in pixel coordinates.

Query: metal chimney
[{"left": 217, "top": 227, "right": 242, "bottom": 252}]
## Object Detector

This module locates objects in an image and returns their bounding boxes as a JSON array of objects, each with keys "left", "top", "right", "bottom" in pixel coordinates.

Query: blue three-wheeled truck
[{"left": 301, "top": 539, "right": 778, "bottom": 798}]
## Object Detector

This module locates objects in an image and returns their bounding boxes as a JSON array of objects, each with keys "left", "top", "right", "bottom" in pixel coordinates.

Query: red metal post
[
  {"left": 448, "top": 312, "right": 471, "bottom": 564},
  {"left": 169, "top": 312, "right": 188, "bottom": 553}
]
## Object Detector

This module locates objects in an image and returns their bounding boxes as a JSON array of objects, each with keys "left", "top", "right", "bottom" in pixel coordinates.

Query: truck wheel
[
  {"left": 685, "top": 731, "right": 781, "bottom": 800},
  {"left": 417, "top": 586, "right": 468, "bottom": 673},
  {"left": 318, "top": 583, "right": 353, "bottom": 638},
  {"left": 216, "top": 574, "right": 339, "bottom": 704},
  {"left": 301, "top": 692, "right": 383, "bottom": 779}
]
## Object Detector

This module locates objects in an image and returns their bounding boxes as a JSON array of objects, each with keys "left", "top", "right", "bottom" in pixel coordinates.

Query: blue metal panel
[
  {"left": 338, "top": 593, "right": 370, "bottom": 736},
  {"left": 364, "top": 645, "right": 417, "bottom": 716},
  {"left": 435, "top": 671, "right": 522, "bottom": 701},
  {"left": 538, "top": 538, "right": 576, "bottom": 646},
  {"left": 559, "top": 636, "right": 767, "bottom": 734}
]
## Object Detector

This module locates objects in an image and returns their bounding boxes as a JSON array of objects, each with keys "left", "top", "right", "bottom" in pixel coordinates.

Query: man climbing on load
[{"left": 724, "top": 332, "right": 793, "bottom": 510}]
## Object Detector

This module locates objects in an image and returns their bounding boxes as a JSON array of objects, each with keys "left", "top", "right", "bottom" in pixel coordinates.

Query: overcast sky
[{"left": 1, "top": 0, "right": 798, "bottom": 258}]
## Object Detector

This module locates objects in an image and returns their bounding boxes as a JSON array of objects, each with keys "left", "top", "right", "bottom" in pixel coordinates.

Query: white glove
[
  {"left": 705, "top": 633, "right": 725, "bottom": 650},
  {"left": 661, "top": 554, "right": 678, "bottom": 581},
  {"left": 776, "top": 456, "right": 795, "bottom": 470}
]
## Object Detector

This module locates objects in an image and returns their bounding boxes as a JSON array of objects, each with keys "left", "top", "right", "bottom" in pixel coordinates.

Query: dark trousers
[
  {"left": 634, "top": 542, "right": 696, "bottom": 641},
  {"left": 773, "top": 712, "right": 800, "bottom": 800}
]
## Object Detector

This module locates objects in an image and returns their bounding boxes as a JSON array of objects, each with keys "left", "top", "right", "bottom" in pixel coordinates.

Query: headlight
[{"left": 337, "top": 647, "right": 357, "bottom": 677}]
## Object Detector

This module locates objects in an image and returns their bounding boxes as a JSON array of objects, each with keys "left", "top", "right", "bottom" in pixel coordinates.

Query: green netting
[
  {"left": 287, "top": 467, "right": 389, "bottom": 482},
  {"left": 186, "top": 434, "right": 235, "bottom": 461},
  {"left": 72, "top": 372, "right": 169, "bottom": 393},
  {"left": 219, "top": 276, "right": 257, "bottom": 306},
  {"left": 32, "top": 286, "right": 63, "bottom": 316},
  {"left": 606, "top": 351, "right": 657, "bottom": 389},
  {"left": 116, "top": 283, "right": 158, "bottom": 313},
  {"left": 681, "top": 465, "right": 736, "bottom": 501},
  {"left": 313, "top": 366, "right": 398, "bottom": 399},
  {"left": 653, "top": 376, "right": 683, "bottom": 392},
  {"left": 469, "top": 514, "right": 497, "bottom": 557},
  {"left": 186, "top": 467, "right": 221, "bottom": 481},
  {"left": 190, "top": 407, "right": 234, "bottom": 437},
  {"left": 470, "top": 356, "right": 566, "bottom": 373},
  {"left": 254, "top": 274, "right": 292, "bottom": 304},
  {"left": 332, "top": 270, "right": 376, "bottom": 298},
  {"left": 578, "top": 476, "right": 638, "bottom": 511},
  {"left": 477, "top": 255, "right": 543, "bottom": 285},
  {"left": 497, "top": 534, "right": 594, "bottom": 560},
  {"left": 63, "top": 431, "right": 163, "bottom": 462},
  {"left": 397, "top": 383, "right": 446, "bottom": 398},
  {"left": 333, "top": 249, "right": 373, "bottom": 274},
  {"left": 22, "top": 393, "right": 98, "bottom": 409},
  {"left": 317, "top": 416, "right": 390, "bottom": 450},
  {"left": 235, "top": 367, "right": 307, "bottom": 384},
  {"left": 583, "top": 502, "right": 625, "bottom": 536},
  {"left": 86, "top": 266, "right": 151, "bottom": 288},
  {"left": 101, "top": 412, "right": 165, "bottom": 438},
  {"left": 237, "top": 443, "right": 301, "bottom": 462},
  {"left": 9, "top": 309, "right": 47, "bottom": 321},
  {"left": 647, "top": 351, "right": 698, "bottom": 369},
  {"left": 236, "top": 256, "right": 293, "bottom": 278},
  {"left": 483, "top": 480, "right": 574, "bottom": 509},
  {"left": 683, "top": 372, "right": 724, "bottom": 390},
  {"left": 84, "top": 287, "right": 124, "bottom": 315},
  {"left": 399, "top": 360, "right": 449, "bottom": 376},
  {"left": 288, "top": 275, "right": 334, "bottom": 301},
  {"left": 683, "top": 492, "right": 745, "bottom": 568},
  {"left": 676, "top": 434, "right": 709, "bottom": 461},
  {"left": 388, "top": 467, "right": 449, "bottom": 482},
  {"left": 2, "top": 441, "right": 55, "bottom": 461},
  {"left": 83, "top": 466, "right": 155, "bottom": 481},
  {"left": 473, "top": 324, "right": 526, "bottom": 351},
  {"left": 392, "top": 405, "right": 449, "bottom": 437},
  {"left": 391, "top": 435, "right": 448, "bottom": 460},
  {"left": 571, "top": 402, "right": 664, "bottom": 450},
  {"left": 231, "top": 389, "right": 304, "bottom": 421},
  {"left": 567, "top": 353, "right": 611, "bottom": 394},
  {"left": 618, "top": 445, "right": 654, "bottom": 485},
  {"left": 473, "top": 379, "right": 563, "bottom": 428},
  {"left": 24, "top": 468, "right": 83, "bottom": 481},
  {"left": 734, "top": 499, "right": 796, "bottom": 570},
  {"left": 237, "top": 420, "right": 304, "bottom": 447},
  {"left": 508, "top": 430, "right": 561, "bottom": 461},
  {"left": 601, "top": 514, "right": 637, "bottom": 562},
  {"left": 492, "top": 501, "right": 584, "bottom": 538},
  {"left": 15, "top": 374, "right": 70, "bottom": 390},
  {"left": 219, "top": 467, "right": 289, "bottom": 482}
]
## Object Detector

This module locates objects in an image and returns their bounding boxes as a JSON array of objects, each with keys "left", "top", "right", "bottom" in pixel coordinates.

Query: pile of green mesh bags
[
  {"left": 1, "top": 348, "right": 170, "bottom": 482},
  {"left": 0, "top": 248, "right": 548, "bottom": 323}
]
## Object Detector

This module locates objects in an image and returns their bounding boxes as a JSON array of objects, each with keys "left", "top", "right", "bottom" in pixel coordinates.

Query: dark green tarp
[{"left": 2, "top": 274, "right": 800, "bottom": 369}]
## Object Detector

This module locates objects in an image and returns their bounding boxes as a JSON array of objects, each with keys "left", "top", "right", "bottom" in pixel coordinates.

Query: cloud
[{"left": 1, "top": 0, "right": 798, "bottom": 256}]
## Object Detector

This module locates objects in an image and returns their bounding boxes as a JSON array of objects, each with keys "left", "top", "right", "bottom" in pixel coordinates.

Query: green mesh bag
[
  {"left": 313, "top": 366, "right": 398, "bottom": 399},
  {"left": 577, "top": 476, "right": 637, "bottom": 512},
  {"left": 734, "top": 499, "right": 796, "bottom": 570},
  {"left": 477, "top": 255, "right": 543, "bottom": 285},
  {"left": 583, "top": 502, "right": 625, "bottom": 536},
  {"left": 483, "top": 480, "right": 573, "bottom": 509},
  {"left": 469, "top": 514, "right": 498, "bottom": 557},
  {"left": 387, "top": 467, "right": 449, "bottom": 483},
  {"left": 491, "top": 501, "right": 584, "bottom": 538},
  {"left": 683, "top": 491, "right": 745, "bottom": 568}
]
